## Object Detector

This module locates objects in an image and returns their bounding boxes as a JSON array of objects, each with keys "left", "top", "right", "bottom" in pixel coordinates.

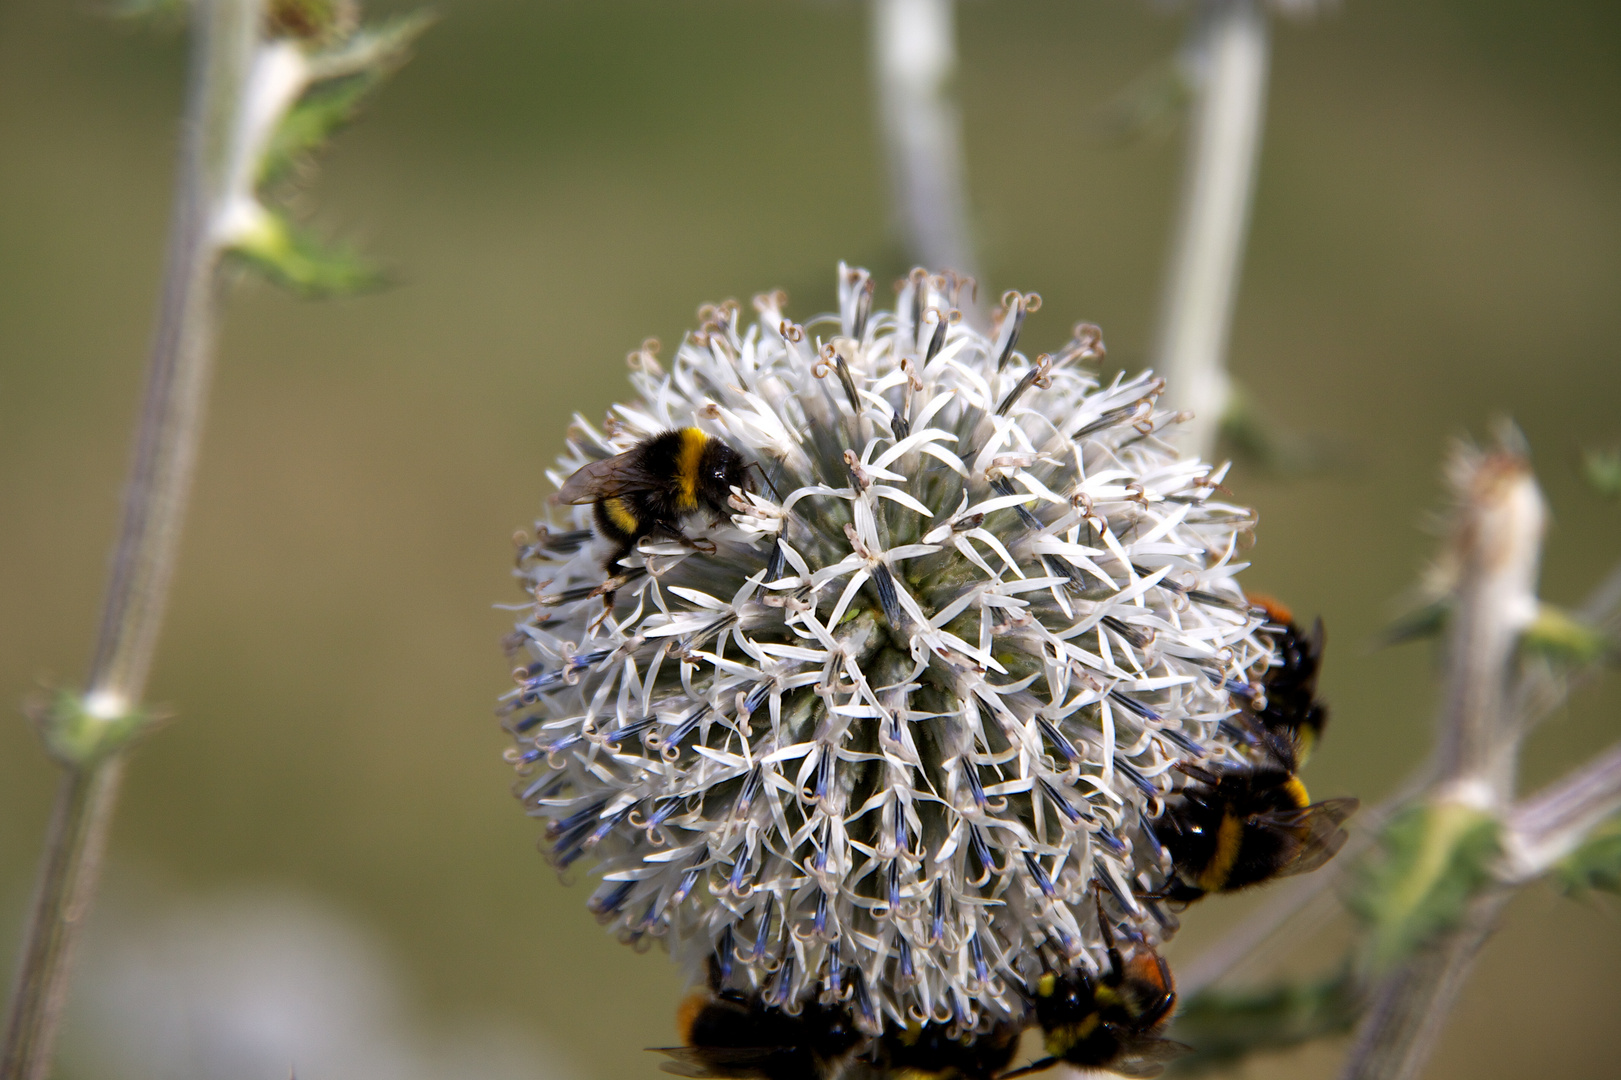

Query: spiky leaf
[
  {"left": 1167, "top": 972, "right": 1361, "bottom": 1075},
  {"left": 228, "top": 210, "right": 383, "bottom": 296},
  {"left": 1522, "top": 604, "right": 1613, "bottom": 667},
  {"left": 31, "top": 690, "right": 157, "bottom": 766},
  {"left": 1584, "top": 447, "right": 1621, "bottom": 500},
  {"left": 1380, "top": 598, "right": 1452, "bottom": 647},
  {"left": 260, "top": 13, "right": 432, "bottom": 188},
  {"left": 1553, "top": 816, "right": 1621, "bottom": 898},
  {"left": 1352, "top": 800, "right": 1502, "bottom": 973}
]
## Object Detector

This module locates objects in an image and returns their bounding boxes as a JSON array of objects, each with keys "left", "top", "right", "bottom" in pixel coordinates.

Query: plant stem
[
  {"left": 1, "top": 3, "right": 260, "bottom": 1077},
  {"left": 1154, "top": 0, "right": 1269, "bottom": 460},
  {"left": 1432, "top": 448, "right": 1545, "bottom": 801},
  {"left": 1338, "top": 889, "right": 1510, "bottom": 1080},
  {"left": 1339, "top": 445, "right": 1546, "bottom": 1080},
  {"left": 0, "top": 764, "right": 125, "bottom": 1080},
  {"left": 1504, "top": 739, "right": 1621, "bottom": 879},
  {"left": 871, "top": 0, "right": 980, "bottom": 285}
]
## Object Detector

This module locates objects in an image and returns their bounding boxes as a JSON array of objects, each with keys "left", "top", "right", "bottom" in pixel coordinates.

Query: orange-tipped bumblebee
[
  {"left": 1243, "top": 595, "right": 1329, "bottom": 764},
  {"left": 1149, "top": 754, "right": 1358, "bottom": 905},
  {"left": 558, "top": 427, "right": 751, "bottom": 583},
  {"left": 1002, "top": 895, "right": 1185, "bottom": 1079}
]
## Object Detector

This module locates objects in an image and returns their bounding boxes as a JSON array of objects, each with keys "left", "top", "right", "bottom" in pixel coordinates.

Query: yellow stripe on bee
[
  {"left": 604, "top": 496, "right": 641, "bottom": 535},
  {"left": 1036, "top": 973, "right": 1057, "bottom": 998},
  {"left": 675, "top": 427, "right": 708, "bottom": 511},
  {"left": 1198, "top": 810, "right": 1246, "bottom": 893},
  {"left": 1046, "top": 1014, "right": 1100, "bottom": 1056},
  {"left": 1296, "top": 729, "right": 1318, "bottom": 767},
  {"left": 1283, "top": 775, "right": 1311, "bottom": 809}
]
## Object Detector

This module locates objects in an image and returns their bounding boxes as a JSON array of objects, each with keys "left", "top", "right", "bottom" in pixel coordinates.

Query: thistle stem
[
  {"left": 1153, "top": 0, "right": 1269, "bottom": 459},
  {"left": 0, "top": 764, "right": 125, "bottom": 1080},
  {"left": 1, "top": 3, "right": 260, "bottom": 1077},
  {"left": 1504, "top": 739, "right": 1621, "bottom": 880},
  {"left": 1339, "top": 445, "right": 1546, "bottom": 1080},
  {"left": 871, "top": 0, "right": 980, "bottom": 285}
]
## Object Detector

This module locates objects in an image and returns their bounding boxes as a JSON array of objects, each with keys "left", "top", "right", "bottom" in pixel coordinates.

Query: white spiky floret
[{"left": 501, "top": 264, "right": 1271, "bottom": 1034}]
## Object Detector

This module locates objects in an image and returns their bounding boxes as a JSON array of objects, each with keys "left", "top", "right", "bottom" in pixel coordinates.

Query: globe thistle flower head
[{"left": 503, "top": 265, "right": 1272, "bottom": 1034}]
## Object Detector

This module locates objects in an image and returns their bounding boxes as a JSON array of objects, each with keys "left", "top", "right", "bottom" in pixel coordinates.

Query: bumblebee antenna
[{"left": 746, "top": 460, "right": 781, "bottom": 500}]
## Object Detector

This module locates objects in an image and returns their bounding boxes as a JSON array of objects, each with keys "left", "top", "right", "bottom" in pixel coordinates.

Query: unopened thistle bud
[{"left": 501, "top": 265, "right": 1273, "bottom": 1033}]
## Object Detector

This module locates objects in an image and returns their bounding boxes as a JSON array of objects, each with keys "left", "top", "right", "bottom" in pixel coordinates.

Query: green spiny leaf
[
  {"left": 1522, "top": 604, "right": 1614, "bottom": 668},
  {"left": 260, "top": 72, "right": 380, "bottom": 189},
  {"left": 1096, "top": 52, "right": 1195, "bottom": 145},
  {"left": 1379, "top": 598, "right": 1452, "bottom": 648},
  {"left": 1167, "top": 971, "right": 1360, "bottom": 1075},
  {"left": 30, "top": 690, "right": 158, "bottom": 766},
  {"left": 1553, "top": 815, "right": 1621, "bottom": 898},
  {"left": 1217, "top": 383, "right": 1347, "bottom": 477},
  {"left": 1584, "top": 447, "right": 1621, "bottom": 500},
  {"left": 228, "top": 210, "right": 384, "bottom": 297},
  {"left": 259, "top": 13, "right": 432, "bottom": 188},
  {"left": 1351, "top": 799, "right": 1501, "bottom": 974}
]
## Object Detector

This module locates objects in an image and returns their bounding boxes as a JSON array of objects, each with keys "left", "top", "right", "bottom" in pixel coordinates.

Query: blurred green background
[{"left": 2, "top": 0, "right": 1619, "bottom": 1077}]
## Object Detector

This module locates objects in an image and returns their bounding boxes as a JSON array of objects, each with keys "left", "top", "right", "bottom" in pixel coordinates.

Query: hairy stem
[
  {"left": 1154, "top": 0, "right": 1269, "bottom": 459},
  {"left": 0, "top": 765, "right": 125, "bottom": 1080},
  {"left": 1339, "top": 445, "right": 1546, "bottom": 1080},
  {"left": 871, "top": 0, "right": 980, "bottom": 285},
  {"left": 1, "top": 3, "right": 260, "bottom": 1077},
  {"left": 1339, "top": 889, "right": 1509, "bottom": 1080},
  {"left": 1504, "top": 739, "right": 1621, "bottom": 879}
]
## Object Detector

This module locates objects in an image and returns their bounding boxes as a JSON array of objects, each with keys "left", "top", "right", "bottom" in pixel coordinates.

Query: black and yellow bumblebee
[
  {"left": 1148, "top": 752, "right": 1358, "bottom": 905},
  {"left": 1243, "top": 595, "right": 1329, "bottom": 765},
  {"left": 877, "top": 1019, "right": 1022, "bottom": 1080},
  {"left": 557, "top": 426, "right": 752, "bottom": 588},
  {"left": 655, "top": 984, "right": 862, "bottom": 1080},
  {"left": 1004, "top": 902, "right": 1184, "bottom": 1079}
]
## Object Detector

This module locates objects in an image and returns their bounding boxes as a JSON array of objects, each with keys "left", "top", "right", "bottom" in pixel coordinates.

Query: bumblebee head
[{"left": 699, "top": 438, "right": 751, "bottom": 501}]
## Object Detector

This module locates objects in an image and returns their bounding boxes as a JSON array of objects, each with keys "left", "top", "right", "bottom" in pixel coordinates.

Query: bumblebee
[
  {"left": 1243, "top": 595, "right": 1329, "bottom": 765},
  {"left": 557, "top": 427, "right": 751, "bottom": 585},
  {"left": 877, "top": 1019, "right": 1022, "bottom": 1080},
  {"left": 1149, "top": 754, "right": 1358, "bottom": 905},
  {"left": 655, "top": 984, "right": 861, "bottom": 1080},
  {"left": 1003, "top": 898, "right": 1184, "bottom": 1079}
]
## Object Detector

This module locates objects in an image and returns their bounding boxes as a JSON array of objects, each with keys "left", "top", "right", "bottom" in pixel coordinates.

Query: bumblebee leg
[
  {"left": 1172, "top": 760, "right": 1223, "bottom": 786},
  {"left": 588, "top": 539, "right": 637, "bottom": 606},
  {"left": 1093, "top": 884, "right": 1124, "bottom": 984},
  {"left": 997, "top": 1056, "right": 1059, "bottom": 1080},
  {"left": 654, "top": 523, "right": 717, "bottom": 556}
]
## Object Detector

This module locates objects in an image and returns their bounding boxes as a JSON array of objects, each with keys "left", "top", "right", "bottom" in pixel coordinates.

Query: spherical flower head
[{"left": 502, "top": 265, "right": 1271, "bottom": 1034}]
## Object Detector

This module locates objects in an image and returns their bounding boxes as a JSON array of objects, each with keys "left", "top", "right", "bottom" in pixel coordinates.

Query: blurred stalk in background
[
  {"left": 0, "top": 2, "right": 423, "bottom": 1077},
  {"left": 1153, "top": 0, "right": 1269, "bottom": 460},
  {"left": 870, "top": 0, "right": 980, "bottom": 293}
]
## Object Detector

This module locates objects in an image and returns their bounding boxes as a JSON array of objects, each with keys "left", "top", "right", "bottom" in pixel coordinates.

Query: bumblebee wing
[
  {"left": 1107, "top": 1036, "right": 1192, "bottom": 1078},
  {"left": 556, "top": 450, "right": 655, "bottom": 504},
  {"left": 1260, "top": 797, "right": 1360, "bottom": 877},
  {"left": 652, "top": 1046, "right": 788, "bottom": 1079}
]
